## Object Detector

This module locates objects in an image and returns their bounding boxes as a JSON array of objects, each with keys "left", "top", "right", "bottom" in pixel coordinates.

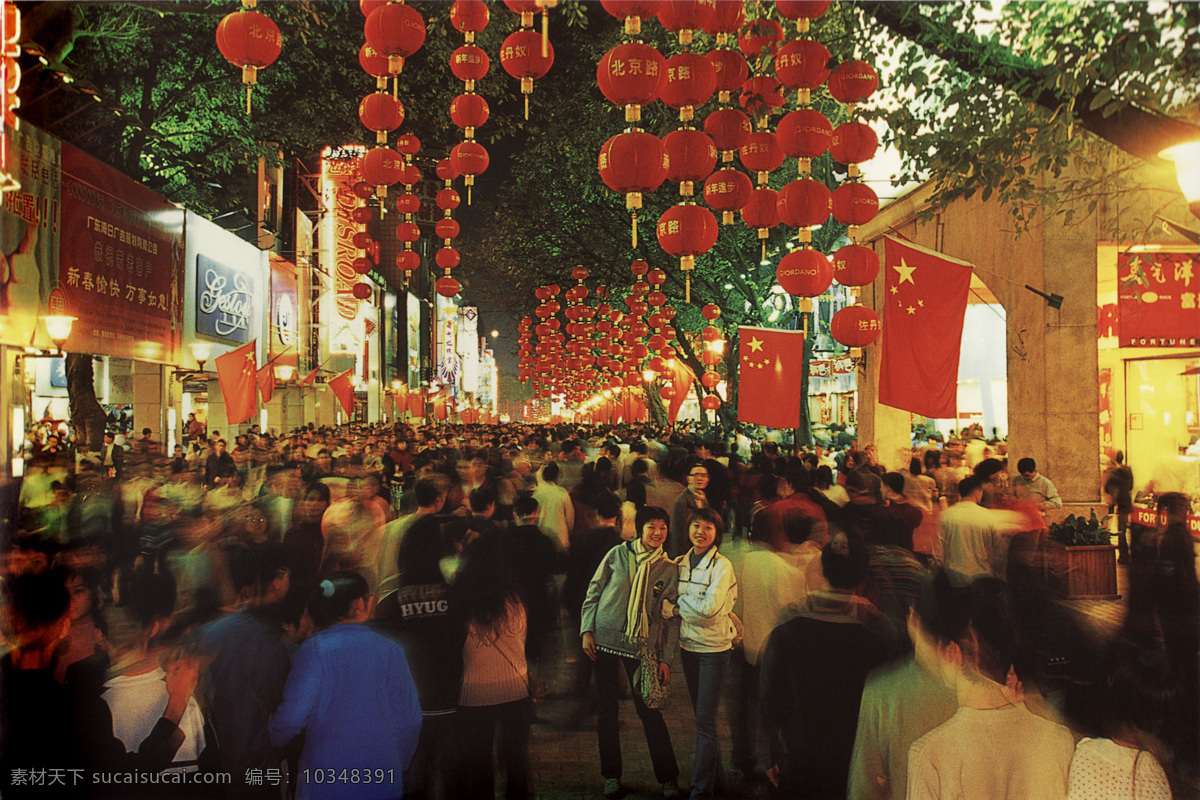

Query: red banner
[
  {"left": 58, "top": 143, "right": 182, "bottom": 363},
  {"left": 1117, "top": 251, "right": 1200, "bottom": 347},
  {"left": 1132, "top": 505, "right": 1200, "bottom": 539}
]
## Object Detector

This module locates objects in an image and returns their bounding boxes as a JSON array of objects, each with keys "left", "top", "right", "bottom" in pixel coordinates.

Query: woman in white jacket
[{"left": 664, "top": 507, "right": 738, "bottom": 800}]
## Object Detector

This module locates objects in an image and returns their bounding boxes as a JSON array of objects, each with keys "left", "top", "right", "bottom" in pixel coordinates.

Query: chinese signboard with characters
[
  {"left": 1117, "top": 251, "right": 1200, "bottom": 347},
  {"left": 196, "top": 254, "right": 256, "bottom": 344},
  {"left": 59, "top": 142, "right": 182, "bottom": 364},
  {"left": 810, "top": 357, "right": 856, "bottom": 378}
]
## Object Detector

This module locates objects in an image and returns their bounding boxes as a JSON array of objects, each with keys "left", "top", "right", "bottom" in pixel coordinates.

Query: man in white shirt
[
  {"left": 934, "top": 475, "right": 1010, "bottom": 587},
  {"left": 532, "top": 462, "right": 574, "bottom": 551},
  {"left": 1011, "top": 457, "right": 1063, "bottom": 510}
]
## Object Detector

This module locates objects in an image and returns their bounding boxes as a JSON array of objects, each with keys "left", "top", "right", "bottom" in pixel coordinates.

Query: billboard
[
  {"left": 460, "top": 305, "right": 479, "bottom": 393},
  {"left": 320, "top": 145, "right": 366, "bottom": 357},
  {"left": 406, "top": 291, "right": 421, "bottom": 387},
  {"left": 59, "top": 142, "right": 183, "bottom": 363},
  {"left": 196, "top": 253, "right": 256, "bottom": 343},
  {"left": 269, "top": 254, "right": 299, "bottom": 371},
  {"left": 1117, "top": 251, "right": 1200, "bottom": 347}
]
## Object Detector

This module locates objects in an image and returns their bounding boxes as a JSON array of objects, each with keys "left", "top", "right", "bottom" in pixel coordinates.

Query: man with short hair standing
[{"left": 1012, "top": 457, "right": 1062, "bottom": 509}]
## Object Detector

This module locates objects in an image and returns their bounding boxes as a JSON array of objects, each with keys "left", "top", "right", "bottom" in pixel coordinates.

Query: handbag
[{"left": 634, "top": 644, "right": 670, "bottom": 709}]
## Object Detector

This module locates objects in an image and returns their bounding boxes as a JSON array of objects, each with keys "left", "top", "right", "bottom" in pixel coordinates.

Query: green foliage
[{"left": 1048, "top": 509, "right": 1112, "bottom": 547}]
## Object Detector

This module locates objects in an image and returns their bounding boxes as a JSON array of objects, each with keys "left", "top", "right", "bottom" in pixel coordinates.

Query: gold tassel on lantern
[{"left": 242, "top": 65, "right": 257, "bottom": 114}]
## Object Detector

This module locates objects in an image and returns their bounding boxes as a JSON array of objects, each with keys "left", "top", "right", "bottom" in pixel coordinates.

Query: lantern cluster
[
  {"left": 517, "top": 316, "right": 535, "bottom": 383},
  {"left": 215, "top": 0, "right": 282, "bottom": 114},
  {"left": 828, "top": 58, "right": 880, "bottom": 239},
  {"left": 434, "top": 159, "right": 462, "bottom": 297},
  {"left": 500, "top": 0, "right": 555, "bottom": 120},
  {"left": 696, "top": 303, "right": 726, "bottom": 412},
  {"left": 450, "top": 0, "right": 491, "bottom": 154}
]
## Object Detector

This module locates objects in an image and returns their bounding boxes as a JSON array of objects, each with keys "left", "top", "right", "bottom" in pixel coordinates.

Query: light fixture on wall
[
  {"left": 1024, "top": 285, "right": 1064, "bottom": 310},
  {"left": 1159, "top": 138, "right": 1200, "bottom": 219},
  {"left": 172, "top": 341, "right": 214, "bottom": 381},
  {"left": 43, "top": 315, "right": 76, "bottom": 354}
]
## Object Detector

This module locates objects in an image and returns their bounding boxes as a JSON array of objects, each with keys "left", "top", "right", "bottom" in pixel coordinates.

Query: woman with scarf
[{"left": 581, "top": 505, "right": 683, "bottom": 800}]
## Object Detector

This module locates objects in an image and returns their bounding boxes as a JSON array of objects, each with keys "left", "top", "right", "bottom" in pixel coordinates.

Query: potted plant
[{"left": 1045, "top": 510, "right": 1119, "bottom": 599}]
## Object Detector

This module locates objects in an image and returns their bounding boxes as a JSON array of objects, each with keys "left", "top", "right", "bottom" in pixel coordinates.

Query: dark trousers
[
  {"left": 404, "top": 713, "right": 460, "bottom": 800},
  {"left": 727, "top": 654, "right": 759, "bottom": 773},
  {"left": 456, "top": 699, "right": 531, "bottom": 800},
  {"left": 594, "top": 650, "right": 680, "bottom": 784}
]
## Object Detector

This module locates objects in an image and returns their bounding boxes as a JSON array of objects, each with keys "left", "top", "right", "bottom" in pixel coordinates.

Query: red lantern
[
  {"left": 740, "top": 75, "right": 785, "bottom": 121},
  {"left": 361, "top": 147, "right": 404, "bottom": 197},
  {"left": 661, "top": 52, "right": 717, "bottom": 122},
  {"left": 437, "top": 158, "right": 458, "bottom": 182},
  {"left": 450, "top": 141, "right": 490, "bottom": 189},
  {"left": 832, "top": 182, "right": 879, "bottom": 225},
  {"left": 436, "top": 276, "right": 462, "bottom": 297},
  {"left": 739, "top": 130, "right": 783, "bottom": 182},
  {"left": 663, "top": 129, "right": 717, "bottom": 197},
  {"left": 359, "top": 44, "right": 392, "bottom": 89},
  {"left": 777, "top": 0, "right": 831, "bottom": 27},
  {"left": 832, "top": 244, "right": 880, "bottom": 287},
  {"left": 352, "top": 181, "right": 375, "bottom": 200},
  {"left": 831, "top": 305, "right": 881, "bottom": 347},
  {"left": 352, "top": 257, "right": 373, "bottom": 275},
  {"left": 778, "top": 109, "right": 832, "bottom": 163},
  {"left": 830, "top": 121, "right": 878, "bottom": 164},
  {"left": 707, "top": 48, "right": 749, "bottom": 100},
  {"left": 364, "top": 4, "right": 426, "bottom": 74},
  {"left": 701, "top": 372, "right": 721, "bottom": 390},
  {"left": 396, "top": 251, "right": 421, "bottom": 271},
  {"left": 395, "top": 222, "right": 421, "bottom": 243},
  {"left": 450, "top": 0, "right": 490, "bottom": 40},
  {"left": 647, "top": 269, "right": 666, "bottom": 285},
  {"left": 599, "top": 131, "right": 668, "bottom": 245},
  {"left": 738, "top": 18, "right": 783, "bottom": 59},
  {"left": 702, "top": 304, "right": 721, "bottom": 320},
  {"left": 215, "top": 9, "right": 282, "bottom": 113},
  {"left": 704, "top": 108, "right": 752, "bottom": 162},
  {"left": 703, "top": 168, "right": 753, "bottom": 224},
  {"left": 741, "top": 187, "right": 780, "bottom": 238},
  {"left": 352, "top": 282, "right": 373, "bottom": 300},
  {"left": 451, "top": 45, "right": 490, "bottom": 87},
  {"left": 395, "top": 134, "right": 421, "bottom": 159},
  {"left": 660, "top": 385, "right": 677, "bottom": 401},
  {"left": 436, "top": 248, "right": 461, "bottom": 269},
  {"left": 352, "top": 207, "right": 373, "bottom": 224},
  {"left": 657, "top": 0, "right": 717, "bottom": 45},
  {"left": 777, "top": 179, "right": 832, "bottom": 228},
  {"left": 829, "top": 60, "right": 879, "bottom": 104},
  {"left": 600, "top": 0, "right": 658, "bottom": 33},
  {"left": 353, "top": 231, "right": 374, "bottom": 250},
  {"left": 436, "top": 219, "right": 461, "bottom": 241},
  {"left": 701, "top": 394, "right": 721, "bottom": 411},
  {"left": 658, "top": 204, "right": 717, "bottom": 301},
  {"left": 359, "top": 93, "right": 404, "bottom": 144},
  {"left": 777, "top": 249, "right": 832, "bottom": 297},
  {"left": 597, "top": 42, "right": 665, "bottom": 123},
  {"left": 774, "top": 38, "right": 831, "bottom": 91},
  {"left": 702, "top": 0, "right": 744, "bottom": 40},
  {"left": 500, "top": 29, "right": 554, "bottom": 119},
  {"left": 450, "top": 93, "right": 490, "bottom": 136},
  {"left": 396, "top": 193, "right": 421, "bottom": 215}
]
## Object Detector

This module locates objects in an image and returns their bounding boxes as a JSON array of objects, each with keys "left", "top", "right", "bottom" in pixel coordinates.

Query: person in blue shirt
[{"left": 269, "top": 571, "right": 422, "bottom": 800}]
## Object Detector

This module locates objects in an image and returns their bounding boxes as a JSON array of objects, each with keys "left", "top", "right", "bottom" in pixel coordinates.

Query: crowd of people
[{"left": 2, "top": 418, "right": 1197, "bottom": 800}]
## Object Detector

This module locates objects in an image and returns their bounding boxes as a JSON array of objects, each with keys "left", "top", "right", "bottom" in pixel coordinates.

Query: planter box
[{"left": 1046, "top": 543, "right": 1119, "bottom": 599}]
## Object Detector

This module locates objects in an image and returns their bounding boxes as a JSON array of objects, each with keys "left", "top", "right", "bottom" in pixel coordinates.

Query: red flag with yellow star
[
  {"left": 215, "top": 340, "right": 259, "bottom": 425},
  {"left": 880, "top": 237, "right": 974, "bottom": 419},
  {"left": 328, "top": 369, "right": 355, "bottom": 418},
  {"left": 736, "top": 326, "right": 807, "bottom": 428}
]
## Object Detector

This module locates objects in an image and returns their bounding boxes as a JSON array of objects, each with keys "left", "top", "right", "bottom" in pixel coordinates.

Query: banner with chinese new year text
[{"left": 59, "top": 142, "right": 182, "bottom": 363}]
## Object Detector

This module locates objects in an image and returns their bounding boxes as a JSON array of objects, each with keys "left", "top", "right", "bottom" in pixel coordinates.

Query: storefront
[{"left": 1098, "top": 244, "right": 1200, "bottom": 497}]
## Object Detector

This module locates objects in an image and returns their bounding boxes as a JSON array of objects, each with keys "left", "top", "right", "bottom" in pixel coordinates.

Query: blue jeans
[{"left": 681, "top": 649, "right": 730, "bottom": 800}]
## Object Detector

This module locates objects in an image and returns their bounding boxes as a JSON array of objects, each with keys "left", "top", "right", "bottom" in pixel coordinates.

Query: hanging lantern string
[{"left": 631, "top": 211, "right": 638, "bottom": 249}]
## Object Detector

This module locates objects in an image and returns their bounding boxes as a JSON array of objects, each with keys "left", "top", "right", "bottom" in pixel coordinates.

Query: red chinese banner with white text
[
  {"left": 59, "top": 143, "right": 182, "bottom": 362},
  {"left": 1117, "top": 251, "right": 1200, "bottom": 347}
]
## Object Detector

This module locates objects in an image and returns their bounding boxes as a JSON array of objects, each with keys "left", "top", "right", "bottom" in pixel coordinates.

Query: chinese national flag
[
  {"left": 256, "top": 363, "right": 275, "bottom": 404},
  {"left": 407, "top": 391, "right": 425, "bottom": 418},
  {"left": 215, "top": 340, "right": 259, "bottom": 425},
  {"left": 433, "top": 392, "right": 448, "bottom": 421},
  {"left": 299, "top": 365, "right": 319, "bottom": 387},
  {"left": 328, "top": 369, "right": 355, "bottom": 418},
  {"left": 667, "top": 360, "right": 695, "bottom": 425},
  {"left": 736, "top": 327, "right": 806, "bottom": 428},
  {"left": 879, "top": 237, "right": 973, "bottom": 419}
]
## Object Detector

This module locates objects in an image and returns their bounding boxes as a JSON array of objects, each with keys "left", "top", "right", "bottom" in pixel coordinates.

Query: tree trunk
[
  {"left": 794, "top": 311, "right": 815, "bottom": 452},
  {"left": 66, "top": 353, "right": 108, "bottom": 453},
  {"left": 646, "top": 381, "right": 668, "bottom": 427}
]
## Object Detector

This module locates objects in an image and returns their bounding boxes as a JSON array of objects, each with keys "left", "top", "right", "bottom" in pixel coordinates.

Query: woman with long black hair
[{"left": 452, "top": 530, "right": 532, "bottom": 799}]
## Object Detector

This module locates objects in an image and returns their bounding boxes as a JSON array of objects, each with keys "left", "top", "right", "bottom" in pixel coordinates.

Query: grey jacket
[{"left": 580, "top": 541, "right": 680, "bottom": 661}]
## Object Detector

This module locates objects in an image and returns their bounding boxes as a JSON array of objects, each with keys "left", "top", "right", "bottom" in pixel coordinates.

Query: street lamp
[
  {"left": 1160, "top": 139, "right": 1200, "bottom": 216},
  {"left": 189, "top": 341, "right": 212, "bottom": 372},
  {"left": 43, "top": 315, "right": 76, "bottom": 354},
  {"left": 490, "top": 329, "right": 499, "bottom": 339},
  {"left": 275, "top": 363, "right": 295, "bottom": 383}
]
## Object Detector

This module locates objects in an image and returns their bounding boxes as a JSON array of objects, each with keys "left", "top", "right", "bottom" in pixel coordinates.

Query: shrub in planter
[{"left": 1048, "top": 510, "right": 1111, "bottom": 547}]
